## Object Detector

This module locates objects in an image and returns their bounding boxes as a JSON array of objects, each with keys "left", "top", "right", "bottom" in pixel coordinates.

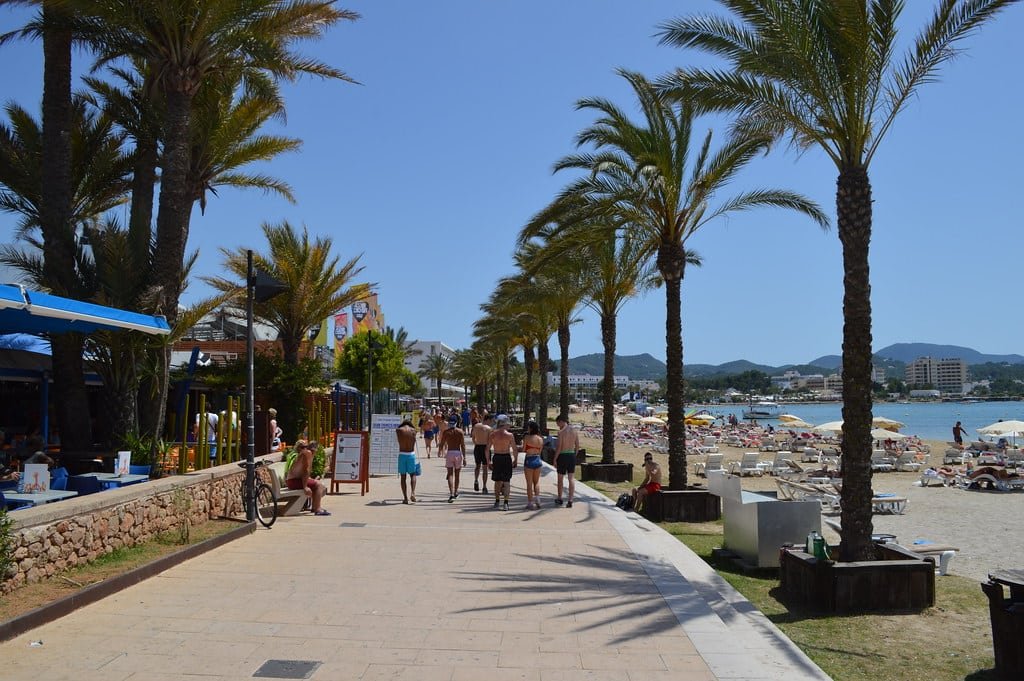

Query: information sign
[
  {"left": 369, "top": 414, "right": 403, "bottom": 475},
  {"left": 331, "top": 430, "right": 368, "bottom": 495}
]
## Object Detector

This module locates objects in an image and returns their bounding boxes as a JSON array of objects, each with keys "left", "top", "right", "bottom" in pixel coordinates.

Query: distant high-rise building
[{"left": 904, "top": 357, "right": 967, "bottom": 394}]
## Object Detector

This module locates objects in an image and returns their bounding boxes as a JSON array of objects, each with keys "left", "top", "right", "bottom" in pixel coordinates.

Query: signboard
[
  {"left": 369, "top": 414, "right": 403, "bottom": 475},
  {"left": 115, "top": 450, "right": 131, "bottom": 475},
  {"left": 331, "top": 430, "right": 368, "bottom": 495},
  {"left": 333, "top": 312, "right": 349, "bottom": 356},
  {"left": 20, "top": 464, "right": 50, "bottom": 493}
]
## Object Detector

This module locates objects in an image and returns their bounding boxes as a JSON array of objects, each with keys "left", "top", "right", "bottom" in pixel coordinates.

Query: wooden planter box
[
  {"left": 579, "top": 461, "right": 632, "bottom": 483},
  {"left": 779, "top": 543, "right": 935, "bottom": 612},
  {"left": 641, "top": 488, "right": 720, "bottom": 523}
]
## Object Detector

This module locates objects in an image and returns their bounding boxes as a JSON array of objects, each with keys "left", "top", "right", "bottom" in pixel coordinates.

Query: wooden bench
[{"left": 267, "top": 462, "right": 308, "bottom": 516}]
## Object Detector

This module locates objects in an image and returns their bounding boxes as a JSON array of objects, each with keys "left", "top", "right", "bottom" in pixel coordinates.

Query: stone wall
[{"left": 1, "top": 458, "right": 273, "bottom": 595}]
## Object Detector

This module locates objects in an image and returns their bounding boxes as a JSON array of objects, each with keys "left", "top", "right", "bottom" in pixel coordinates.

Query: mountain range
[{"left": 561, "top": 343, "right": 1024, "bottom": 381}]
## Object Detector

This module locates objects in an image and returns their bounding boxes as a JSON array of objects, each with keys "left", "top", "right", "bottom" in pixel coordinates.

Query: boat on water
[{"left": 743, "top": 401, "right": 781, "bottom": 420}]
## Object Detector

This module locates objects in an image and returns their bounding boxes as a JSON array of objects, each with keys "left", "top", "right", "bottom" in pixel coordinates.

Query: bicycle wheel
[{"left": 254, "top": 482, "right": 277, "bottom": 528}]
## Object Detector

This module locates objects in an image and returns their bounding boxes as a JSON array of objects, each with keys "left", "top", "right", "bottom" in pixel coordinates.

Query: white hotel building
[{"left": 904, "top": 357, "right": 967, "bottom": 394}]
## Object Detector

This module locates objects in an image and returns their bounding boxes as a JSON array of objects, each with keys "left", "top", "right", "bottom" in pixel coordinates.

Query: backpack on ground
[{"left": 616, "top": 492, "right": 633, "bottom": 511}]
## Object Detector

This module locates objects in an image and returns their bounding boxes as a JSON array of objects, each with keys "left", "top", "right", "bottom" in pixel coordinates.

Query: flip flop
[{"left": 314, "top": 509, "right": 331, "bottom": 516}]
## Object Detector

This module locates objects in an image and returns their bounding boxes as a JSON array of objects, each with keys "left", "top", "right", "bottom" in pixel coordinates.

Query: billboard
[{"left": 333, "top": 312, "right": 349, "bottom": 355}]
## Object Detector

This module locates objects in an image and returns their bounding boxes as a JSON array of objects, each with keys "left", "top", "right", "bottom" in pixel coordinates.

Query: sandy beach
[{"left": 569, "top": 410, "right": 1024, "bottom": 582}]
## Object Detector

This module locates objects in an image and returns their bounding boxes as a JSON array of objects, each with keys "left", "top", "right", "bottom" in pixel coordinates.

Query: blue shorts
[
  {"left": 524, "top": 455, "right": 543, "bottom": 470},
  {"left": 398, "top": 452, "right": 417, "bottom": 476}
]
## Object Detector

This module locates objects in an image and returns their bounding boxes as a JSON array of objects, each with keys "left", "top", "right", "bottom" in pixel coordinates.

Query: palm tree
[
  {"left": 78, "top": 0, "right": 358, "bottom": 323},
  {"left": 0, "top": 94, "right": 132, "bottom": 451},
  {"left": 659, "top": 0, "right": 1015, "bottom": 560},
  {"left": 531, "top": 223, "right": 660, "bottom": 463},
  {"left": 418, "top": 351, "right": 453, "bottom": 409},
  {"left": 206, "top": 221, "right": 371, "bottom": 365},
  {"left": 524, "top": 70, "right": 827, "bottom": 489},
  {"left": 384, "top": 325, "right": 420, "bottom": 360}
]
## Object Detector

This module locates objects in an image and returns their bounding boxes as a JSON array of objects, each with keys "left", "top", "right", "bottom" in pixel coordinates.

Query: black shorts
[
  {"left": 491, "top": 453, "right": 513, "bottom": 482},
  {"left": 556, "top": 453, "right": 576, "bottom": 475},
  {"left": 473, "top": 444, "right": 488, "bottom": 465}
]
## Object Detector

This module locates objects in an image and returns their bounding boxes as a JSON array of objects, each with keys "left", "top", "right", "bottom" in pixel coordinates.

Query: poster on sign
[
  {"left": 21, "top": 463, "right": 50, "bottom": 493},
  {"left": 332, "top": 430, "right": 368, "bottom": 495},
  {"left": 369, "top": 414, "right": 403, "bottom": 475},
  {"left": 116, "top": 450, "right": 131, "bottom": 476}
]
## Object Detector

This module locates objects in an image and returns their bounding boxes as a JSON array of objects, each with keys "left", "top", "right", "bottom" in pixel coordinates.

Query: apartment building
[{"left": 904, "top": 357, "right": 967, "bottom": 394}]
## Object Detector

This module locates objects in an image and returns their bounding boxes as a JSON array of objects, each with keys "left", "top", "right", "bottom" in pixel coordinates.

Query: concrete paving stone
[
  {"left": 422, "top": 628, "right": 503, "bottom": 650},
  {"left": 629, "top": 669, "right": 716, "bottom": 681},
  {"left": 499, "top": 650, "right": 583, "bottom": 669},
  {"left": 580, "top": 651, "right": 669, "bottom": 672},
  {"left": 540, "top": 670, "right": 630, "bottom": 681},
  {"left": 451, "top": 667, "right": 541, "bottom": 681},
  {"left": 321, "top": 644, "right": 420, "bottom": 665},
  {"left": 413, "top": 649, "right": 501, "bottom": 667},
  {"left": 468, "top": 618, "right": 542, "bottom": 633},
  {"left": 358, "top": 663, "right": 455, "bottom": 681}
]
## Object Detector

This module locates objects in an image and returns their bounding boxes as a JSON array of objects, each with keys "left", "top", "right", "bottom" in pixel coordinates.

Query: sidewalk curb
[{"left": 0, "top": 519, "right": 255, "bottom": 643}]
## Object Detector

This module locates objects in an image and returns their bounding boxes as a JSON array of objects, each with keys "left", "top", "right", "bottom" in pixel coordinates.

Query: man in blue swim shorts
[{"left": 396, "top": 420, "right": 419, "bottom": 504}]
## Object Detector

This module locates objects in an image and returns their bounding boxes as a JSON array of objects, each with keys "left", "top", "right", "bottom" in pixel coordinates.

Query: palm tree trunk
[
  {"left": 40, "top": 10, "right": 91, "bottom": 451},
  {"left": 658, "top": 243, "right": 687, "bottom": 490},
  {"left": 436, "top": 377, "right": 442, "bottom": 409},
  {"left": 600, "top": 311, "right": 616, "bottom": 464},
  {"left": 152, "top": 85, "right": 194, "bottom": 324},
  {"left": 501, "top": 353, "right": 510, "bottom": 413},
  {"left": 128, "top": 132, "right": 158, "bottom": 268},
  {"left": 558, "top": 320, "right": 571, "bottom": 419},
  {"left": 537, "top": 341, "right": 550, "bottom": 433},
  {"left": 281, "top": 335, "right": 301, "bottom": 366},
  {"left": 837, "top": 165, "right": 875, "bottom": 562},
  {"left": 522, "top": 344, "right": 534, "bottom": 422}
]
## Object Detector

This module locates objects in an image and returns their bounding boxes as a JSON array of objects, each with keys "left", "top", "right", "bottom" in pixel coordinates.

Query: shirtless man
[
  {"left": 470, "top": 414, "right": 493, "bottom": 493},
  {"left": 632, "top": 452, "right": 662, "bottom": 512},
  {"left": 442, "top": 415, "right": 466, "bottom": 502},
  {"left": 420, "top": 414, "right": 435, "bottom": 458},
  {"left": 433, "top": 410, "right": 445, "bottom": 456},
  {"left": 285, "top": 440, "right": 328, "bottom": 516},
  {"left": 554, "top": 414, "right": 579, "bottom": 508},
  {"left": 487, "top": 415, "right": 517, "bottom": 510},
  {"left": 396, "top": 420, "right": 419, "bottom": 504}
]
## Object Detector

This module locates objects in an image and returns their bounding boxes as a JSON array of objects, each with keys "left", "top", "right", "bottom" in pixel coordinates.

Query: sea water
[{"left": 695, "top": 401, "right": 1024, "bottom": 442}]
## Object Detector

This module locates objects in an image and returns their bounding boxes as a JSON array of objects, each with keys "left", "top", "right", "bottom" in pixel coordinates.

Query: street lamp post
[{"left": 244, "top": 250, "right": 286, "bottom": 522}]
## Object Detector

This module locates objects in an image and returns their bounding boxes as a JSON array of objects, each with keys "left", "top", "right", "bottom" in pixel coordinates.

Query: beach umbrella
[
  {"left": 978, "top": 420, "right": 1024, "bottom": 435},
  {"left": 640, "top": 416, "right": 666, "bottom": 425},
  {"left": 781, "top": 418, "right": 812, "bottom": 429},
  {"left": 871, "top": 428, "right": 907, "bottom": 440},
  {"left": 872, "top": 416, "right": 904, "bottom": 431},
  {"left": 777, "top": 414, "right": 804, "bottom": 423},
  {"left": 812, "top": 420, "right": 845, "bottom": 434}
]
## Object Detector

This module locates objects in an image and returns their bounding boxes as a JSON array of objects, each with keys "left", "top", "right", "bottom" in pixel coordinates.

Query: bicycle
[{"left": 238, "top": 460, "right": 277, "bottom": 528}]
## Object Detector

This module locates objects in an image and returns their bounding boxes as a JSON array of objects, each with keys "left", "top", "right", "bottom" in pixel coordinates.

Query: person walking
[
  {"left": 952, "top": 421, "right": 970, "bottom": 449},
  {"left": 520, "top": 421, "right": 544, "bottom": 510},
  {"left": 396, "top": 420, "right": 419, "bottom": 504},
  {"left": 488, "top": 414, "right": 516, "bottom": 510},
  {"left": 553, "top": 414, "right": 578, "bottom": 508},
  {"left": 470, "top": 413, "right": 493, "bottom": 493},
  {"left": 442, "top": 415, "right": 466, "bottom": 502},
  {"left": 420, "top": 413, "right": 435, "bottom": 458}
]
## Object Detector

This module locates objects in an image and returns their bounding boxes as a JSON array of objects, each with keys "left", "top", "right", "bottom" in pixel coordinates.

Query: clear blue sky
[{"left": 2, "top": 1, "right": 1021, "bottom": 367}]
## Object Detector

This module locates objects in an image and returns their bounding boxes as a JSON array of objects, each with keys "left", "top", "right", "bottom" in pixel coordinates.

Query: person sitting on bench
[{"left": 632, "top": 452, "right": 662, "bottom": 512}]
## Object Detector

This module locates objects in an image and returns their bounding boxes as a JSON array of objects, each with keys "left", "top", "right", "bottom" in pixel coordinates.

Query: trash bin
[{"left": 983, "top": 569, "right": 1024, "bottom": 679}]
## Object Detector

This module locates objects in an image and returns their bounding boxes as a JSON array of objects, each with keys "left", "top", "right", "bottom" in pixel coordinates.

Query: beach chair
[
  {"left": 894, "top": 452, "right": 923, "bottom": 472},
  {"left": 943, "top": 448, "right": 966, "bottom": 465},
  {"left": 800, "top": 447, "right": 820, "bottom": 463},
  {"left": 693, "top": 453, "right": 723, "bottom": 477},
  {"left": 758, "top": 450, "right": 790, "bottom": 475},
  {"left": 728, "top": 452, "right": 764, "bottom": 477},
  {"left": 777, "top": 459, "right": 809, "bottom": 482},
  {"left": 870, "top": 450, "right": 895, "bottom": 472},
  {"left": 697, "top": 436, "right": 719, "bottom": 454}
]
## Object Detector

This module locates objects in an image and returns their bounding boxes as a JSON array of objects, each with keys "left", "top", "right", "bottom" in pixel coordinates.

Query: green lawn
[{"left": 589, "top": 482, "right": 998, "bottom": 681}]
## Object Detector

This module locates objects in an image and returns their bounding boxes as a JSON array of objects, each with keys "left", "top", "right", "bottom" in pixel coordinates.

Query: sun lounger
[
  {"left": 894, "top": 452, "right": 924, "bottom": 472},
  {"left": 757, "top": 450, "right": 790, "bottom": 475},
  {"left": 728, "top": 452, "right": 764, "bottom": 477},
  {"left": 870, "top": 450, "right": 895, "bottom": 472},
  {"left": 693, "top": 453, "right": 723, "bottom": 477},
  {"left": 822, "top": 518, "right": 955, "bottom": 574}
]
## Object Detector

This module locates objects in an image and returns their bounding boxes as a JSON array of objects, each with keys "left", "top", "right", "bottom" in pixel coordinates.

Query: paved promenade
[{"left": 1, "top": 451, "right": 830, "bottom": 681}]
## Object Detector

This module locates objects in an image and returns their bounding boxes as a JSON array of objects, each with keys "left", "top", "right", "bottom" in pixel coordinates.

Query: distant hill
[
  {"left": 874, "top": 343, "right": 1024, "bottom": 365},
  {"left": 560, "top": 342, "right": 1021, "bottom": 382},
  {"left": 561, "top": 353, "right": 666, "bottom": 380}
]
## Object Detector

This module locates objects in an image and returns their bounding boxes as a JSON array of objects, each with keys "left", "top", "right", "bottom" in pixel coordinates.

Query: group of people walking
[{"left": 397, "top": 409, "right": 580, "bottom": 510}]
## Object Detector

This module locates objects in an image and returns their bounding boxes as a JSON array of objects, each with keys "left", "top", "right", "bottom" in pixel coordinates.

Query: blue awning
[{"left": 0, "top": 284, "right": 170, "bottom": 336}]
